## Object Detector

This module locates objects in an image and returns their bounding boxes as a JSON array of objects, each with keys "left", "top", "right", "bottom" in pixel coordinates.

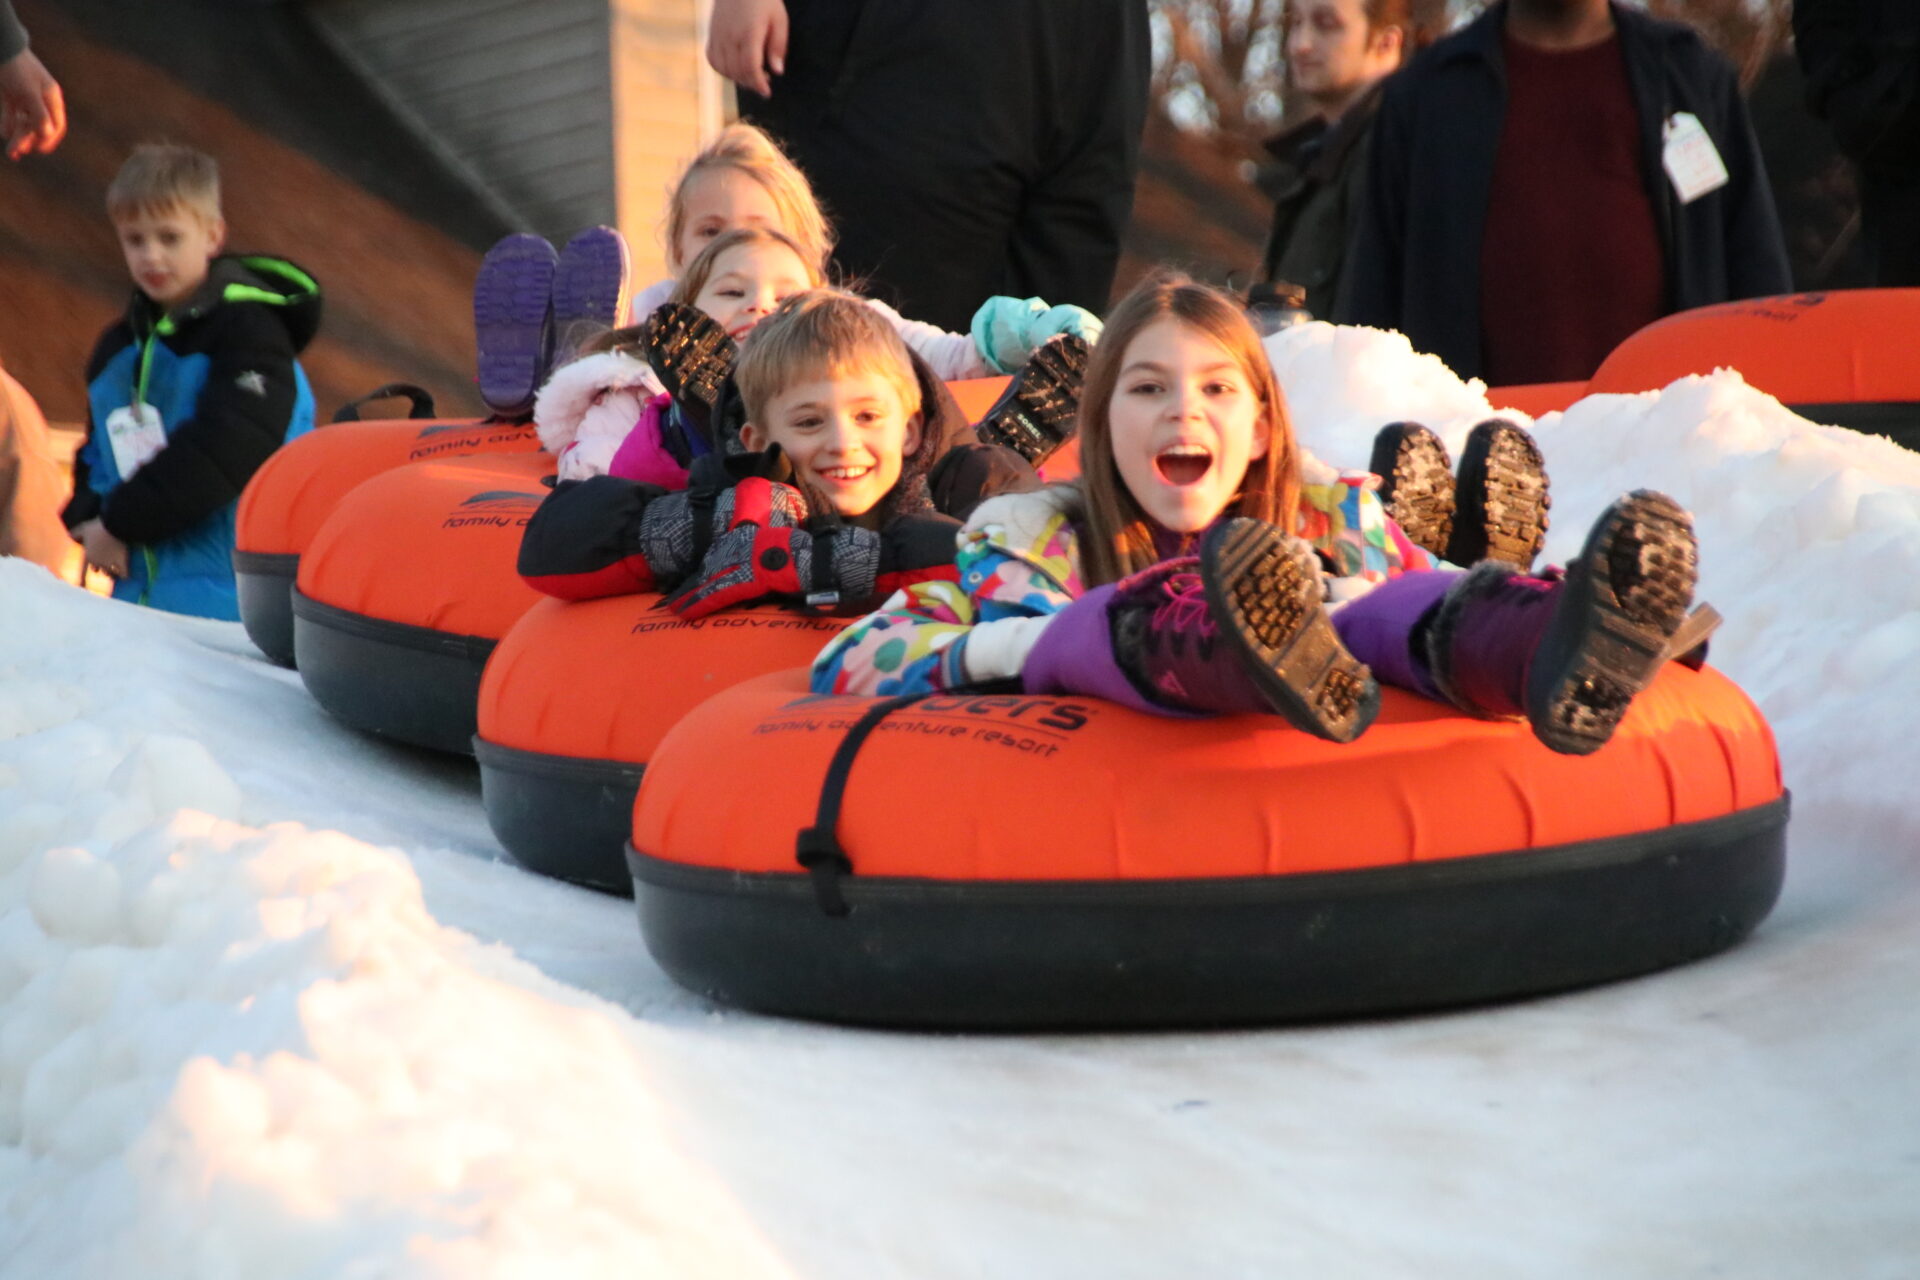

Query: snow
[{"left": 3, "top": 323, "right": 1917, "bottom": 1276}]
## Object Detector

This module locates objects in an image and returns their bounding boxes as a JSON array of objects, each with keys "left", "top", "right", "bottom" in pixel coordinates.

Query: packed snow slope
[{"left": 1, "top": 323, "right": 1915, "bottom": 1278}]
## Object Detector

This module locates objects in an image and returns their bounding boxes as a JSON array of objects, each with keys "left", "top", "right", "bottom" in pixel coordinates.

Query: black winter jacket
[{"left": 1336, "top": 2, "right": 1791, "bottom": 382}]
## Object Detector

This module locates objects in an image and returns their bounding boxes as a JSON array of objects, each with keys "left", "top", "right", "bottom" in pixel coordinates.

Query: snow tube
[
  {"left": 234, "top": 415, "right": 537, "bottom": 666},
  {"left": 1588, "top": 289, "right": 1920, "bottom": 450},
  {"left": 475, "top": 597, "right": 851, "bottom": 892},
  {"left": 627, "top": 665, "right": 1788, "bottom": 1029},
  {"left": 292, "top": 451, "right": 549, "bottom": 753},
  {"left": 1488, "top": 381, "right": 1587, "bottom": 419}
]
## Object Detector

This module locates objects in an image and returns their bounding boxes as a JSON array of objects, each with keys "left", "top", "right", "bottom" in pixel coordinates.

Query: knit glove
[{"left": 969, "top": 296, "right": 1104, "bottom": 376}]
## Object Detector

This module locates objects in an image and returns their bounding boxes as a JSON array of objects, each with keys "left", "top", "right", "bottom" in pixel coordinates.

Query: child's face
[
  {"left": 691, "top": 242, "right": 814, "bottom": 341},
  {"left": 741, "top": 369, "right": 923, "bottom": 527},
  {"left": 674, "top": 168, "right": 785, "bottom": 270},
  {"left": 1107, "top": 318, "right": 1271, "bottom": 535},
  {"left": 115, "top": 205, "right": 225, "bottom": 310}
]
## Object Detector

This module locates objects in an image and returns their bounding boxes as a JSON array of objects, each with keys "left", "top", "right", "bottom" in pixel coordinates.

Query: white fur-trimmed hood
[{"left": 531, "top": 350, "right": 663, "bottom": 455}]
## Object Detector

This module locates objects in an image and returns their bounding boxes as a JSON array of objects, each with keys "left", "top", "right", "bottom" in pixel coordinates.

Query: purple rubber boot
[
  {"left": 474, "top": 233, "right": 558, "bottom": 419},
  {"left": 1427, "top": 491, "right": 1697, "bottom": 755},
  {"left": 552, "top": 226, "right": 633, "bottom": 365},
  {"left": 1103, "top": 520, "right": 1380, "bottom": 742}
]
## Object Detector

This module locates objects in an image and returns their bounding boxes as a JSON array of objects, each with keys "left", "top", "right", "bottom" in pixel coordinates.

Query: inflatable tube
[
  {"left": 475, "top": 596, "right": 851, "bottom": 892},
  {"left": 292, "top": 451, "right": 549, "bottom": 753},
  {"left": 235, "top": 415, "right": 537, "bottom": 665},
  {"left": 628, "top": 666, "right": 1787, "bottom": 1029},
  {"left": 1588, "top": 289, "right": 1920, "bottom": 450},
  {"left": 1487, "top": 380, "right": 1587, "bottom": 420}
]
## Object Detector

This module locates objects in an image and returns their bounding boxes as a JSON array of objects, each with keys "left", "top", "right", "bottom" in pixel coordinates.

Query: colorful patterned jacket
[{"left": 811, "top": 459, "right": 1430, "bottom": 697}]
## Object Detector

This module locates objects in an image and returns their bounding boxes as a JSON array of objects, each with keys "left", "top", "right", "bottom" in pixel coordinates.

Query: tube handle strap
[{"left": 795, "top": 689, "right": 944, "bottom": 917}]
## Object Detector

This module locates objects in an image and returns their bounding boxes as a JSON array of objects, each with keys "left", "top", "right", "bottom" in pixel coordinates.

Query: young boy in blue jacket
[{"left": 63, "top": 143, "right": 320, "bottom": 619}]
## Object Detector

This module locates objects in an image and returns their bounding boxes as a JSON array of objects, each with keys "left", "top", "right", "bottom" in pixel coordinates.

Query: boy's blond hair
[
  {"left": 669, "top": 226, "right": 824, "bottom": 307},
  {"left": 735, "top": 289, "right": 919, "bottom": 426},
  {"left": 106, "top": 143, "right": 222, "bottom": 225},
  {"left": 664, "top": 123, "right": 833, "bottom": 274}
]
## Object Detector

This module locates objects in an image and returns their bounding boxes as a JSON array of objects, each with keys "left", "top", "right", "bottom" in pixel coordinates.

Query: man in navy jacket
[{"left": 1337, "top": 0, "right": 1790, "bottom": 385}]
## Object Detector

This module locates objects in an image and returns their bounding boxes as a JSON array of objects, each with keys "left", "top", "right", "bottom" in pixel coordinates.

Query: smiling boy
[
  {"left": 518, "top": 289, "right": 1055, "bottom": 616},
  {"left": 62, "top": 143, "right": 320, "bottom": 618}
]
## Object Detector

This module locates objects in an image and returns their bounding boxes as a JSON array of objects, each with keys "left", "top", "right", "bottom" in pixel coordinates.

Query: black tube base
[
  {"left": 291, "top": 588, "right": 494, "bottom": 756},
  {"left": 629, "top": 797, "right": 1788, "bottom": 1030},
  {"left": 234, "top": 551, "right": 300, "bottom": 668},
  {"left": 475, "top": 737, "right": 644, "bottom": 895}
]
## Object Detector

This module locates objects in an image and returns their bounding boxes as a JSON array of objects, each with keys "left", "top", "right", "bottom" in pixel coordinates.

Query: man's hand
[
  {"left": 74, "top": 519, "right": 129, "bottom": 579},
  {"left": 706, "top": 0, "right": 788, "bottom": 98},
  {"left": 0, "top": 49, "right": 66, "bottom": 160}
]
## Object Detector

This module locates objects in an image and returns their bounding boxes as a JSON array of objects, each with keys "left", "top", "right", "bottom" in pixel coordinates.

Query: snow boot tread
[
  {"left": 1525, "top": 490, "right": 1696, "bottom": 756},
  {"left": 1368, "top": 421, "right": 1455, "bottom": 563},
  {"left": 1448, "top": 418, "right": 1551, "bottom": 569},
  {"left": 975, "top": 333, "right": 1092, "bottom": 467},
  {"left": 1201, "top": 518, "right": 1380, "bottom": 743}
]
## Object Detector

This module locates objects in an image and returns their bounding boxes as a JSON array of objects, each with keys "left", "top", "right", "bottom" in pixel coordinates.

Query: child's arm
[
  {"left": 810, "top": 496, "right": 1082, "bottom": 697},
  {"left": 865, "top": 296, "right": 1103, "bottom": 381},
  {"left": 97, "top": 306, "right": 301, "bottom": 547}
]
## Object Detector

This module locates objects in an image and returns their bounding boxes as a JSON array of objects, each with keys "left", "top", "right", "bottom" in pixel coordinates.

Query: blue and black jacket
[{"left": 63, "top": 255, "right": 321, "bottom": 619}]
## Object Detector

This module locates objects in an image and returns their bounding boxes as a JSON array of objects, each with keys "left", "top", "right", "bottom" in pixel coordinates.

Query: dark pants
[{"left": 743, "top": 0, "right": 1151, "bottom": 332}]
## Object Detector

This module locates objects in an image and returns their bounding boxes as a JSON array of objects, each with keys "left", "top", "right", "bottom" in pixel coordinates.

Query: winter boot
[
  {"left": 552, "top": 226, "right": 633, "bottom": 365},
  {"left": 975, "top": 333, "right": 1092, "bottom": 467},
  {"left": 1445, "top": 418, "right": 1550, "bottom": 569},
  {"left": 1108, "top": 519, "right": 1380, "bottom": 742},
  {"left": 1425, "top": 490, "right": 1697, "bottom": 756},
  {"left": 474, "top": 233, "right": 558, "bottom": 419},
  {"left": 1368, "top": 421, "right": 1455, "bottom": 562},
  {"left": 641, "top": 301, "right": 738, "bottom": 447}
]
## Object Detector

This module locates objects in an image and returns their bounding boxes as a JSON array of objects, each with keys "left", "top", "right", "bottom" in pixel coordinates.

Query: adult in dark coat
[
  {"left": 1337, "top": 0, "right": 1791, "bottom": 385},
  {"left": 1258, "top": 0, "right": 1420, "bottom": 319},
  {"left": 1793, "top": 0, "right": 1920, "bottom": 286},
  {"left": 705, "top": 0, "right": 1150, "bottom": 334}
]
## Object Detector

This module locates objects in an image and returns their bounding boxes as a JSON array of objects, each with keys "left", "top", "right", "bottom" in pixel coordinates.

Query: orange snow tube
[
  {"left": 1588, "top": 289, "right": 1920, "bottom": 449},
  {"left": 234, "top": 414, "right": 539, "bottom": 665},
  {"left": 628, "top": 665, "right": 1788, "bottom": 1029},
  {"left": 474, "top": 597, "right": 852, "bottom": 891},
  {"left": 291, "top": 451, "right": 550, "bottom": 753},
  {"left": 1486, "top": 380, "right": 1588, "bottom": 420}
]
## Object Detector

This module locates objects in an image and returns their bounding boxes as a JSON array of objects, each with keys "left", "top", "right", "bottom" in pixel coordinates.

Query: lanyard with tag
[
  {"left": 1661, "top": 111, "right": 1729, "bottom": 205},
  {"left": 105, "top": 324, "right": 171, "bottom": 480}
]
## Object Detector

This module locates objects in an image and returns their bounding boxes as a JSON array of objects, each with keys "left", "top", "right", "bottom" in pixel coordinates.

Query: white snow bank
[{"left": 1, "top": 319, "right": 1917, "bottom": 1276}]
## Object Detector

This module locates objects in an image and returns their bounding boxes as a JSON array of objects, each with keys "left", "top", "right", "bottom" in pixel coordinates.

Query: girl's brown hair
[
  {"left": 1076, "top": 273, "right": 1302, "bottom": 588},
  {"left": 664, "top": 123, "right": 835, "bottom": 274},
  {"left": 668, "top": 227, "right": 824, "bottom": 308}
]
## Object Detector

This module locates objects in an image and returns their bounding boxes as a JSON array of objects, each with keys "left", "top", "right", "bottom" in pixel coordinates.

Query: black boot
[
  {"left": 974, "top": 334, "right": 1091, "bottom": 467},
  {"left": 1368, "top": 421, "right": 1455, "bottom": 562},
  {"left": 641, "top": 302, "right": 737, "bottom": 448},
  {"left": 1446, "top": 418, "right": 1550, "bottom": 569}
]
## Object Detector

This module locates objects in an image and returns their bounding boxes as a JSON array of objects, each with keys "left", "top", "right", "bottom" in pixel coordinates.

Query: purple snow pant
[{"left": 1021, "top": 570, "right": 1463, "bottom": 715}]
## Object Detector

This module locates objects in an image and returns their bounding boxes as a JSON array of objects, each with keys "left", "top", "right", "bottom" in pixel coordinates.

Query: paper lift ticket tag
[
  {"left": 1662, "top": 112, "right": 1729, "bottom": 205},
  {"left": 105, "top": 402, "right": 168, "bottom": 480}
]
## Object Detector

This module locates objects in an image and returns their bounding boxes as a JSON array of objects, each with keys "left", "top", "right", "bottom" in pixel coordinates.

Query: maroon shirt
[{"left": 1479, "top": 30, "right": 1666, "bottom": 386}]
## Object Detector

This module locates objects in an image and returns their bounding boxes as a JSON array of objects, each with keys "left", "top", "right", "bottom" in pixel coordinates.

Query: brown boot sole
[
  {"left": 1368, "top": 422, "right": 1455, "bottom": 563},
  {"left": 641, "top": 301, "right": 737, "bottom": 421},
  {"left": 1525, "top": 491, "right": 1696, "bottom": 756},
  {"left": 975, "top": 334, "right": 1091, "bottom": 467},
  {"left": 1202, "top": 519, "right": 1380, "bottom": 743},
  {"left": 1448, "top": 418, "right": 1551, "bottom": 569}
]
